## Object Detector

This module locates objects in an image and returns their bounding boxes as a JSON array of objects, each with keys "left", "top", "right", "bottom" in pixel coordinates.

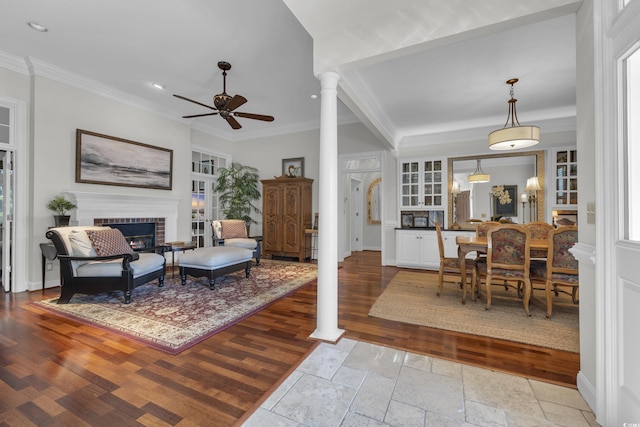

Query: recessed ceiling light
[
  {"left": 310, "top": 94, "right": 318, "bottom": 99},
  {"left": 151, "top": 82, "right": 165, "bottom": 90},
  {"left": 27, "top": 21, "right": 48, "bottom": 32}
]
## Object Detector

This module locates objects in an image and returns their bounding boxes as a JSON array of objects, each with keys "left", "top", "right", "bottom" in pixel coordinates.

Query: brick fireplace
[{"left": 94, "top": 217, "right": 165, "bottom": 247}]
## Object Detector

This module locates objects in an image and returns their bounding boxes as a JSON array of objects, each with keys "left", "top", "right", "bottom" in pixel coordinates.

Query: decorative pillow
[
  {"left": 85, "top": 228, "right": 133, "bottom": 256},
  {"left": 69, "top": 230, "right": 98, "bottom": 258},
  {"left": 212, "top": 221, "right": 222, "bottom": 239},
  {"left": 221, "top": 220, "right": 247, "bottom": 239}
]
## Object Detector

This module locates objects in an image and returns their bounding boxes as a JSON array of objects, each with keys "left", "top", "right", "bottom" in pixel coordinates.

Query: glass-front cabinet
[
  {"left": 191, "top": 150, "right": 230, "bottom": 247},
  {"left": 399, "top": 158, "right": 445, "bottom": 209},
  {"left": 553, "top": 148, "right": 577, "bottom": 206}
]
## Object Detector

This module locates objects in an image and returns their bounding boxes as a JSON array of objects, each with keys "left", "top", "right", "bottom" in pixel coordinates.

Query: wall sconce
[
  {"left": 489, "top": 78, "right": 540, "bottom": 150},
  {"left": 451, "top": 180, "right": 461, "bottom": 229},
  {"left": 468, "top": 159, "right": 490, "bottom": 183},
  {"left": 525, "top": 176, "right": 542, "bottom": 222}
]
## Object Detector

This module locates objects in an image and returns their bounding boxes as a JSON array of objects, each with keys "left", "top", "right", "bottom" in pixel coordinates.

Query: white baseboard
[{"left": 577, "top": 371, "right": 597, "bottom": 414}]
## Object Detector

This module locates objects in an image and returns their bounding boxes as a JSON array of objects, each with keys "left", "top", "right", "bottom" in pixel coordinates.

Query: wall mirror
[
  {"left": 447, "top": 150, "right": 545, "bottom": 229},
  {"left": 367, "top": 177, "right": 382, "bottom": 224}
]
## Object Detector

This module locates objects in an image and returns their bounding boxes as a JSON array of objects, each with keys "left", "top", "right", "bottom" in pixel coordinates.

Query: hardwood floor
[{"left": 0, "top": 251, "right": 579, "bottom": 426}]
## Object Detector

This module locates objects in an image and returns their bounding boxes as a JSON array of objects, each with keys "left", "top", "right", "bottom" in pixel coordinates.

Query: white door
[
  {"left": 191, "top": 177, "right": 220, "bottom": 248},
  {"left": 600, "top": 0, "right": 640, "bottom": 422},
  {"left": 0, "top": 151, "right": 13, "bottom": 292},
  {"left": 350, "top": 177, "right": 363, "bottom": 252}
]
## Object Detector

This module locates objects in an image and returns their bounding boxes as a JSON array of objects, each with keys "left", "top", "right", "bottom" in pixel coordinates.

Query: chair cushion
[
  {"left": 85, "top": 228, "right": 133, "bottom": 256},
  {"left": 224, "top": 238, "right": 258, "bottom": 250},
  {"left": 220, "top": 220, "right": 247, "bottom": 239},
  {"left": 76, "top": 253, "right": 164, "bottom": 278}
]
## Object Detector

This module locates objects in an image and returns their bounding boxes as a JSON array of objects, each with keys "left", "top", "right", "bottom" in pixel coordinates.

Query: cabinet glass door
[
  {"left": 554, "top": 149, "right": 577, "bottom": 206},
  {"left": 422, "top": 160, "right": 443, "bottom": 207},
  {"left": 400, "top": 161, "right": 419, "bottom": 206}
]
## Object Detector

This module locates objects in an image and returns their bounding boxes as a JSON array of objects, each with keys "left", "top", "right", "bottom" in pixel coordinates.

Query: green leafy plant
[
  {"left": 214, "top": 162, "right": 261, "bottom": 225},
  {"left": 46, "top": 196, "right": 77, "bottom": 216}
]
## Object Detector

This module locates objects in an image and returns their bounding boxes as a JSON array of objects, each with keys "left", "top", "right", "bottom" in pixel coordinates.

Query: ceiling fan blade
[
  {"left": 226, "top": 116, "right": 242, "bottom": 129},
  {"left": 182, "top": 112, "right": 219, "bottom": 119},
  {"left": 233, "top": 112, "right": 275, "bottom": 122},
  {"left": 173, "top": 94, "right": 216, "bottom": 110},
  {"left": 224, "top": 95, "right": 247, "bottom": 112}
]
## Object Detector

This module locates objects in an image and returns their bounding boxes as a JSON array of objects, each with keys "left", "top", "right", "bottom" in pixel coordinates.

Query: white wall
[{"left": 26, "top": 75, "right": 191, "bottom": 290}]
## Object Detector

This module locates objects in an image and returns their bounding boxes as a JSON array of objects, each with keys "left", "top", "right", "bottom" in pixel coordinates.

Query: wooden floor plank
[{"left": 0, "top": 251, "right": 579, "bottom": 426}]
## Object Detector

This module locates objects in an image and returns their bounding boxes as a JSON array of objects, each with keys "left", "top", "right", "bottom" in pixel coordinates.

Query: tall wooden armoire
[{"left": 261, "top": 175, "right": 313, "bottom": 261}]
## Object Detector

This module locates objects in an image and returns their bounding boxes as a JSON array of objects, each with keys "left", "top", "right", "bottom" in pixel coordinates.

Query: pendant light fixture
[
  {"left": 468, "top": 159, "right": 490, "bottom": 183},
  {"left": 488, "top": 78, "right": 540, "bottom": 150}
]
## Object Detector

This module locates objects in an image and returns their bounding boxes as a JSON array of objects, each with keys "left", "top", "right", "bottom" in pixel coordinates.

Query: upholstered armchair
[
  {"left": 46, "top": 226, "right": 167, "bottom": 304},
  {"left": 211, "top": 220, "right": 261, "bottom": 264}
]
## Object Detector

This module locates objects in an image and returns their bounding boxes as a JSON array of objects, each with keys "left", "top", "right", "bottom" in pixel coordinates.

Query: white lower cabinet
[{"left": 396, "top": 229, "right": 474, "bottom": 269}]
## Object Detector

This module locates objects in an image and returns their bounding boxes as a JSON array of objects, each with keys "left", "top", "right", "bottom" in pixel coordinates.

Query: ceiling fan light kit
[
  {"left": 489, "top": 78, "right": 540, "bottom": 150},
  {"left": 174, "top": 61, "right": 274, "bottom": 130}
]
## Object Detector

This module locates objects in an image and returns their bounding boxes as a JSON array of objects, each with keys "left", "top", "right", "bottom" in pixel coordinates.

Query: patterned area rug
[
  {"left": 369, "top": 270, "right": 579, "bottom": 353},
  {"left": 31, "top": 260, "right": 317, "bottom": 354}
]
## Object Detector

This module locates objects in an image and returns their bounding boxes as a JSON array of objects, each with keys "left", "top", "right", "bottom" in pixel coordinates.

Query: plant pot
[{"left": 54, "top": 215, "right": 71, "bottom": 227}]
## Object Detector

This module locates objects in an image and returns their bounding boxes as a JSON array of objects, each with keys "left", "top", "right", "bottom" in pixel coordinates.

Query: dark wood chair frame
[{"left": 46, "top": 229, "right": 168, "bottom": 304}]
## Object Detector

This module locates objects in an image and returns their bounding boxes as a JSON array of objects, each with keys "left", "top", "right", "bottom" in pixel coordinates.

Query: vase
[{"left": 54, "top": 215, "right": 71, "bottom": 227}]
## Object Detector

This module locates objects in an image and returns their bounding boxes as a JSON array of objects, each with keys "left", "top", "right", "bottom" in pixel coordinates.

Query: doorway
[
  {"left": 0, "top": 150, "right": 14, "bottom": 293},
  {"left": 349, "top": 177, "right": 363, "bottom": 253},
  {"left": 339, "top": 152, "right": 384, "bottom": 261}
]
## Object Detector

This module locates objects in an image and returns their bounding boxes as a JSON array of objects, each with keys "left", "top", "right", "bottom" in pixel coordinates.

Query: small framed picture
[
  {"left": 401, "top": 213, "right": 414, "bottom": 228},
  {"left": 413, "top": 216, "right": 428, "bottom": 228},
  {"left": 282, "top": 157, "right": 305, "bottom": 177}
]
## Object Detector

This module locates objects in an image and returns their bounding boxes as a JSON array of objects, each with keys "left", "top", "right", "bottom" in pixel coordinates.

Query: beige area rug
[
  {"left": 369, "top": 270, "right": 579, "bottom": 353},
  {"left": 30, "top": 260, "right": 317, "bottom": 355}
]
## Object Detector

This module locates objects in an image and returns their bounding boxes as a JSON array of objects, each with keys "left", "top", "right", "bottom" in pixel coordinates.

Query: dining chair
[
  {"left": 477, "top": 224, "right": 532, "bottom": 316},
  {"left": 530, "top": 226, "right": 579, "bottom": 318},
  {"left": 476, "top": 221, "right": 500, "bottom": 238},
  {"left": 435, "top": 222, "right": 477, "bottom": 304},
  {"left": 524, "top": 221, "right": 554, "bottom": 259}
]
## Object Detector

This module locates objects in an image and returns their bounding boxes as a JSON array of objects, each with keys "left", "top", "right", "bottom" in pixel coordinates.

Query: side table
[
  {"left": 166, "top": 241, "right": 198, "bottom": 277},
  {"left": 40, "top": 242, "right": 58, "bottom": 292}
]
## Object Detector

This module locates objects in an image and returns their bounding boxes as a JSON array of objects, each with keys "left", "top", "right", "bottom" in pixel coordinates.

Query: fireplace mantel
[{"left": 62, "top": 191, "right": 180, "bottom": 242}]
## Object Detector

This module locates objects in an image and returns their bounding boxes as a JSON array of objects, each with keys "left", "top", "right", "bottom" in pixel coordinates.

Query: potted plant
[
  {"left": 47, "top": 195, "right": 77, "bottom": 227},
  {"left": 214, "top": 162, "right": 261, "bottom": 230}
]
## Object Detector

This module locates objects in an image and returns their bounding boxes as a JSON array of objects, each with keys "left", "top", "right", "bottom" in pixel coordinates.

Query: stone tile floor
[{"left": 242, "top": 338, "right": 599, "bottom": 427}]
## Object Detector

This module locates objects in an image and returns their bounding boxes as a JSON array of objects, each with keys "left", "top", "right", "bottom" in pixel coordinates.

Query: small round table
[{"left": 166, "top": 241, "right": 198, "bottom": 277}]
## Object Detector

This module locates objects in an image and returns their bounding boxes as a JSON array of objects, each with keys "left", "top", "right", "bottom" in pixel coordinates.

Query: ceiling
[{"left": 0, "top": 0, "right": 580, "bottom": 151}]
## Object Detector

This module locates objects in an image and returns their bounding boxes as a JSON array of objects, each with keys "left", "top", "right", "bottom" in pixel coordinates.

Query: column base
[{"left": 309, "top": 328, "right": 345, "bottom": 343}]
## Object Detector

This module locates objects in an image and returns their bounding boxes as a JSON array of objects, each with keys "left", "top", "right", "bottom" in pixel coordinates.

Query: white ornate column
[{"left": 310, "top": 71, "right": 345, "bottom": 342}]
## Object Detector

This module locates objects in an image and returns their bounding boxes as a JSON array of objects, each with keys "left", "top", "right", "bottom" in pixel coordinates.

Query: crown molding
[{"left": 0, "top": 51, "right": 29, "bottom": 75}]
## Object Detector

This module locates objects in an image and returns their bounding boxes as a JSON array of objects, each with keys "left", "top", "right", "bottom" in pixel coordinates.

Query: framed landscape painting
[{"left": 76, "top": 129, "right": 173, "bottom": 190}]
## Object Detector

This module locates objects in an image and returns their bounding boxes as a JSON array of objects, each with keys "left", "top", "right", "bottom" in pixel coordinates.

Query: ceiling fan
[{"left": 173, "top": 61, "right": 274, "bottom": 129}]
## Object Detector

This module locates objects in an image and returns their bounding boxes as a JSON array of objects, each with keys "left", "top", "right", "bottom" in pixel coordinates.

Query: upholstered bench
[{"left": 178, "top": 246, "right": 253, "bottom": 289}]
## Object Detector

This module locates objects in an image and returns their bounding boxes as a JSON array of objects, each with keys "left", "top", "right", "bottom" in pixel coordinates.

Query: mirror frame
[
  {"left": 367, "top": 177, "right": 382, "bottom": 225},
  {"left": 447, "top": 150, "right": 545, "bottom": 229}
]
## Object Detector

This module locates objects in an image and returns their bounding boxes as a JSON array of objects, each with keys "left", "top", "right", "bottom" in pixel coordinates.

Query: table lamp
[{"left": 451, "top": 180, "right": 461, "bottom": 229}]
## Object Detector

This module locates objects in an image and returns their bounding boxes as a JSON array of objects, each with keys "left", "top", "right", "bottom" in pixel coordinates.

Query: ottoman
[{"left": 178, "top": 246, "right": 253, "bottom": 289}]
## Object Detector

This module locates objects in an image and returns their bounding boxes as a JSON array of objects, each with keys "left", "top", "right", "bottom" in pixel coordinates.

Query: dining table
[{"left": 455, "top": 235, "right": 550, "bottom": 298}]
